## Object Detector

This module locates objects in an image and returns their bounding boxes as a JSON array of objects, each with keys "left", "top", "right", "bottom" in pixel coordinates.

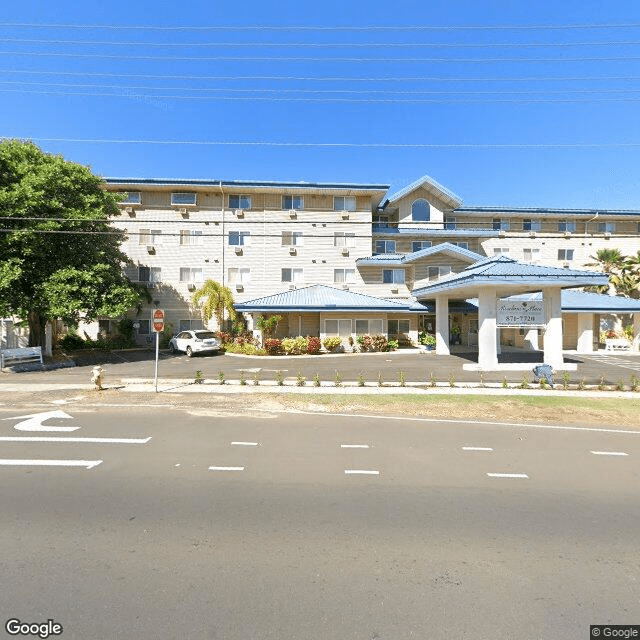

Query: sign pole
[
  {"left": 154, "top": 330, "right": 159, "bottom": 393},
  {"left": 152, "top": 309, "right": 165, "bottom": 393}
]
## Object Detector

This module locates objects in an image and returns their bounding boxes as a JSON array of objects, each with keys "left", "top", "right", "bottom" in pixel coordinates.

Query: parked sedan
[{"left": 168, "top": 330, "right": 222, "bottom": 357}]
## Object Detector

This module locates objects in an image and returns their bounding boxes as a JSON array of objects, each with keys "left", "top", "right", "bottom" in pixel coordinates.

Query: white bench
[
  {"left": 604, "top": 338, "right": 631, "bottom": 352},
  {"left": 0, "top": 346, "right": 43, "bottom": 371}
]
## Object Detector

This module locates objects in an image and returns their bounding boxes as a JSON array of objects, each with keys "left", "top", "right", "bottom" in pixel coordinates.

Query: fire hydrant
[{"left": 91, "top": 365, "right": 105, "bottom": 390}]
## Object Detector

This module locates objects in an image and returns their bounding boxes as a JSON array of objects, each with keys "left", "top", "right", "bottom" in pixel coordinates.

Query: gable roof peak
[{"left": 387, "top": 174, "right": 463, "bottom": 209}]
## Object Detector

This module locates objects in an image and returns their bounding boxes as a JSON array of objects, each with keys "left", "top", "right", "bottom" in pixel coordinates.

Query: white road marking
[
  {"left": 2, "top": 410, "right": 80, "bottom": 432},
  {"left": 0, "top": 459, "right": 102, "bottom": 469},
  {"left": 590, "top": 451, "right": 629, "bottom": 456},
  {"left": 345, "top": 469, "right": 380, "bottom": 475},
  {"left": 487, "top": 473, "right": 529, "bottom": 479},
  {"left": 230, "top": 441, "right": 259, "bottom": 446},
  {"left": 462, "top": 446, "right": 494, "bottom": 451},
  {"left": 341, "top": 444, "right": 370, "bottom": 449},
  {"left": 0, "top": 436, "right": 151, "bottom": 444},
  {"left": 208, "top": 466, "right": 245, "bottom": 471}
]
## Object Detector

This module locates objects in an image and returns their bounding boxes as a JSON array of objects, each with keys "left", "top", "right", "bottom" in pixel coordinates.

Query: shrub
[
  {"left": 264, "top": 338, "right": 282, "bottom": 355},
  {"left": 357, "top": 334, "right": 373, "bottom": 351},
  {"left": 371, "top": 334, "right": 388, "bottom": 352},
  {"left": 276, "top": 370, "right": 284, "bottom": 385},
  {"left": 223, "top": 343, "right": 267, "bottom": 356},
  {"left": 58, "top": 332, "right": 88, "bottom": 350},
  {"left": 357, "top": 372, "right": 365, "bottom": 387},
  {"left": 313, "top": 373, "right": 321, "bottom": 387},
  {"left": 387, "top": 339, "right": 399, "bottom": 351},
  {"left": 334, "top": 370, "right": 343, "bottom": 387},
  {"left": 281, "top": 336, "right": 309, "bottom": 355},
  {"left": 399, "top": 371, "right": 406, "bottom": 387},
  {"left": 239, "top": 370, "right": 246, "bottom": 385},
  {"left": 194, "top": 370, "right": 204, "bottom": 384},
  {"left": 218, "top": 371, "right": 225, "bottom": 385},
  {"left": 322, "top": 336, "right": 342, "bottom": 352},
  {"left": 216, "top": 331, "right": 233, "bottom": 344},
  {"left": 306, "top": 336, "right": 321, "bottom": 355},
  {"left": 296, "top": 371, "right": 306, "bottom": 386}
]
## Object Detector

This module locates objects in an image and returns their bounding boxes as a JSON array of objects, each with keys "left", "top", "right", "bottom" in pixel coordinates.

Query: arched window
[{"left": 412, "top": 198, "right": 430, "bottom": 222}]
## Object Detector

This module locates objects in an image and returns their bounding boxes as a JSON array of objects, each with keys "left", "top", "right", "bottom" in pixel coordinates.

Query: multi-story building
[{"left": 97, "top": 174, "right": 640, "bottom": 364}]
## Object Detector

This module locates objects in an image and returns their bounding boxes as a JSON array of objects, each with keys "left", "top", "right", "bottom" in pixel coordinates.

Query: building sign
[{"left": 497, "top": 299, "right": 545, "bottom": 327}]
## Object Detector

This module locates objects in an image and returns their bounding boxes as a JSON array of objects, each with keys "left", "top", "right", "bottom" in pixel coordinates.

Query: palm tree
[
  {"left": 192, "top": 279, "right": 237, "bottom": 330},
  {"left": 585, "top": 248, "right": 626, "bottom": 295}
]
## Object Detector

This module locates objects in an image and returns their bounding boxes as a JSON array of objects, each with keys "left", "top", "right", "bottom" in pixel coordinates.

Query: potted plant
[{"left": 420, "top": 333, "right": 436, "bottom": 351}]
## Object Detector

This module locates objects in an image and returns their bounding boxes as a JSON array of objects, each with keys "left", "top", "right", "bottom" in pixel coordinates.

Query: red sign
[{"left": 153, "top": 309, "right": 164, "bottom": 332}]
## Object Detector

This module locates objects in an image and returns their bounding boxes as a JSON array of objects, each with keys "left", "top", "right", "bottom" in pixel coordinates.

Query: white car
[{"left": 168, "top": 330, "right": 222, "bottom": 357}]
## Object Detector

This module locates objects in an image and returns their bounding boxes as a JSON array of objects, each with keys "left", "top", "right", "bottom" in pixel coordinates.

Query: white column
[
  {"left": 576, "top": 313, "right": 595, "bottom": 354},
  {"left": 524, "top": 329, "right": 539, "bottom": 351},
  {"left": 633, "top": 313, "right": 640, "bottom": 352},
  {"left": 44, "top": 322, "right": 53, "bottom": 357},
  {"left": 478, "top": 287, "right": 498, "bottom": 369},
  {"left": 435, "top": 295, "right": 450, "bottom": 355},
  {"left": 543, "top": 287, "right": 564, "bottom": 369}
]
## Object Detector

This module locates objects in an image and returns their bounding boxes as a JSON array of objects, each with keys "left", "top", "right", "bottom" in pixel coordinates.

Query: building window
[
  {"left": 383, "top": 269, "right": 405, "bottom": 284},
  {"left": 283, "top": 195, "right": 304, "bottom": 210},
  {"left": 597, "top": 221, "right": 615, "bottom": 233},
  {"left": 412, "top": 241, "right": 432, "bottom": 252},
  {"left": 428, "top": 266, "right": 451, "bottom": 281},
  {"left": 138, "top": 229, "right": 162, "bottom": 245},
  {"left": 334, "top": 196, "right": 356, "bottom": 211},
  {"left": 171, "top": 192, "right": 197, "bottom": 206},
  {"left": 334, "top": 268, "right": 356, "bottom": 284},
  {"left": 558, "top": 249, "right": 574, "bottom": 261},
  {"left": 229, "top": 194, "right": 251, "bottom": 209},
  {"left": 388, "top": 319, "right": 410, "bottom": 335},
  {"left": 179, "top": 319, "right": 203, "bottom": 332},
  {"left": 355, "top": 319, "right": 384, "bottom": 335},
  {"left": 522, "top": 219, "right": 541, "bottom": 231},
  {"left": 444, "top": 217, "right": 457, "bottom": 230},
  {"left": 492, "top": 218, "right": 510, "bottom": 231},
  {"left": 375, "top": 240, "right": 396, "bottom": 254},
  {"left": 558, "top": 219, "right": 576, "bottom": 232},
  {"left": 120, "top": 191, "right": 141, "bottom": 204},
  {"left": 228, "top": 231, "right": 251, "bottom": 246},
  {"left": 325, "top": 319, "right": 352, "bottom": 337},
  {"left": 138, "top": 266, "right": 161, "bottom": 283},
  {"left": 493, "top": 247, "right": 510, "bottom": 255},
  {"left": 281, "top": 268, "right": 304, "bottom": 283},
  {"left": 334, "top": 232, "right": 355, "bottom": 247},
  {"left": 228, "top": 267, "right": 250, "bottom": 284},
  {"left": 282, "top": 231, "right": 303, "bottom": 246},
  {"left": 523, "top": 248, "right": 540, "bottom": 262},
  {"left": 179, "top": 267, "right": 203, "bottom": 283},
  {"left": 451, "top": 241, "right": 469, "bottom": 250},
  {"left": 180, "top": 230, "right": 203, "bottom": 246},
  {"left": 137, "top": 319, "right": 150, "bottom": 334},
  {"left": 411, "top": 198, "right": 430, "bottom": 222}
]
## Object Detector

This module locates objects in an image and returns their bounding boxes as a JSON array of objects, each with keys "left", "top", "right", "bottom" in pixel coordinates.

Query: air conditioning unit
[
  {"left": 289, "top": 247, "right": 297, "bottom": 255},
  {"left": 564, "top": 231, "right": 572, "bottom": 238},
  {"left": 187, "top": 283, "right": 196, "bottom": 291},
  {"left": 529, "top": 231, "right": 536, "bottom": 238},
  {"left": 146, "top": 245, "right": 155, "bottom": 254},
  {"left": 604, "top": 231, "right": 611, "bottom": 238},
  {"left": 178, "top": 207, "right": 188, "bottom": 218},
  {"left": 498, "top": 230, "right": 506, "bottom": 238},
  {"left": 145, "top": 282, "right": 155, "bottom": 289},
  {"left": 234, "top": 246, "right": 243, "bottom": 255},
  {"left": 341, "top": 248, "right": 349, "bottom": 256},
  {"left": 391, "top": 287, "right": 399, "bottom": 293},
  {"left": 341, "top": 284, "right": 349, "bottom": 290},
  {"left": 235, "top": 209, "right": 244, "bottom": 218},
  {"left": 124, "top": 206, "right": 135, "bottom": 217},
  {"left": 563, "top": 262, "right": 570, "bottom": 269},
  {"left": 288, "top": 284, "right": 296, "bottom": 290},
  {"left": 289, "top": 210, "right": 297, "bottom": 219},
  {"left": 341, "top": 212, "right": 350, "bottom": 220}
]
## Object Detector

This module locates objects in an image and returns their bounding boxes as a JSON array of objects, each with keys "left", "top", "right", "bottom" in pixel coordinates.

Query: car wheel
[
  {"left": 186, "top": 346, "right": 193, "bottom": 357},
  {"left": 169, "top": 343, "right": 177, "bottom": 354}
]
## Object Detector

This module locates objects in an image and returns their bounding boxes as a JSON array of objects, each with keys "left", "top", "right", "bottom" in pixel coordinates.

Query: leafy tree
[
  {"left": 192, "top": 279, "right": 237, "bottom": 329},
  {"left": 0, "top": 139, "right": 149, "bottom": 347}
]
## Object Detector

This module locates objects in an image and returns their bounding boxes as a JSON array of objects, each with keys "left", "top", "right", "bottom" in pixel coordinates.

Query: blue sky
[{"left": 3, "top": 1, "right": 640, "bottom": 209}]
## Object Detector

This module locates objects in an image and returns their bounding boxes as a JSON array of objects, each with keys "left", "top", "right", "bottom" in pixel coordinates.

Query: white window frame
[
  {"left": 334, "top": 196, "right": 356, "bottom": 211},
  {"left": 228, "top": 267, "right": 250, "bottom": 284},
  {"left": 120, "top": 191, "right": 141, "bottom": 204},
  {"left": 383, "top": 269, "right": 405, "bottom": 284},
  {"left": 282, "top": 195, "right": 304, "bottom": 210},
  {"left": 137, "top": 319, "right": 150, "bottom": 335},
  {"left": 375, "top": 240, "right": 396, "bottom": 254},
  {"left": 171, "top": 192, "right": 197, "bottom": 206},
  {"left": 558, "top": 248, "right": 574, "bottom": 261},
  {"left": 388, "top": 319, "right": 410, "bottom": 335},
  {"left": 179, "top": 267, "right": 203, "bottom": 283},
  {"left": 282, "top": 231, "right": 303, "bottom": 246},
  {"left": 229, "top": 194, "right": 251, "bottom": 210},
  {"left": 228, "top": 231, "right": 251, "bottom": 246},
  {"left": 355, "top": 319, "right": 384, "bottom": 335},
  {"left": 558, "top": 219, "right": 577, "bottom": 232},
  {"left": 597, "top": 221, "right": 615, "bottom": 233},
  {"left": 522, "top": 218, "right": 541, "bottom": 231},
  {"left": 325, "top": 319, "right": 352, "bottom": 337},
  {"left": 523, "top": 247, "right": 540, "bottom": 262},
  {"left": 451, "top": 241, "right": 469, "bottom": 250},
  {"left": 493, "top": 247, "right": 510, "bottom": 256},
  {"left": 412, "top": 241, "right": 432, "bottom": 252},
  {"left": 334, "top": 232, "right": 356, "bottom": 248},
  {"left": 333, "top": 268, "right": 356, "bottom": 284},
  {"left": 411, "top": 198, "right": 430, "bottom": 222},
  {"left": 138, "top": 266, "right": 162, "bottom": 283},
  {"left": 428, "top": 266, "right": 451, "bottom": 281},
  {"left": 492, "top": 218, "right": 510, "bottom": 231},
  {"left": 180, "top": 229, "right": 203, "bottom": 246},
  {"left": 281, "top": 267, "right": 304, "bottom": 283},
  {"left": 444, "top": 217, "right": 457, "bottom": 230},
  {"left": 139, "top": 229, "right": 162, "bottom": 245}
]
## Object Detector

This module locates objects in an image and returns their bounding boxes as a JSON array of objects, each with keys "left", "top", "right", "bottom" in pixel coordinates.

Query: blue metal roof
[
  {"left": 455, "top": 205, "right": 640, "bottom": 217},
  {"left": 357, "top": 242, "right": 484, "bottom": 266},
  {"left": 508, "top": 290, "right": 640, "bottom": 312},
  {"left": 373, "top": 225, "right": 501, "bottom": 238}
]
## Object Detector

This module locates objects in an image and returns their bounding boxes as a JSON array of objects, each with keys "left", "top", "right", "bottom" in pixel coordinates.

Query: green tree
[
  {"left": 192, "top": 279, "right": 237, "bottom": 329},
  {"left": 0, "top": 139, "right": 149, "bottom": 347},
  {"left": 585, "top": 248, "right": 627, "bottom": 296}
]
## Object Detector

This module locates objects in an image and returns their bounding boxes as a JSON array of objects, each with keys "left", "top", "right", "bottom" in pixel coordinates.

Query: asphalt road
[{"left": 0, "top": 401, "right": 638, "bottom": 639}]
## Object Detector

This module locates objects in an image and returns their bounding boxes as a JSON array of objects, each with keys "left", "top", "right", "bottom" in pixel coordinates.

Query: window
[
  {"left": 411, "top": 198, "right": 430, "bottom": 222},
  {"left": 493, "top": 247, "right": 510, "bottom": 255},
  {"left": 355, "top": 319, "right": 384, "bottom": 335},
  {"left": 444, "top": 217, "right": 457, "bottom": 230},
  {"left": 179, "top": 267, "right": 203, "bottom": 283},
  {"left": 138, "top": 266, "right": 161, "bottom": 283},
  {"left": 451, "top": 241, "right": 469, "bottom": 250},
  {"left": 137, "top": 319, "right": 150, "bottom": 334},
  {"left": 558, "top": 220, "right": 576, "bottom": 232},
  {"left": 179, "top": 319, "right": 202, "bottom": 332},
  {"left": 325, "top": 319, "right": 352, "bottom": 337},
  {"left": 388, "top": 319, "right": 410, "bottom": 335},
  {"left": 375, "top": 240, "right": 396, "bottom": 254},
  {"left": 282, "top": 231, "right": 303, "bottom": 246},
  {"left": 334, "top": 268, "right": 356, "bottom": 284},
  {"left": 334, "top": 232, "right": 355, "bottom": 247},
  {"left": 281, "top": 268, "right": 304, "bottom": 283},
  {"left": 229, "top": 194, "right": 251, "bottom": 209},
  {"left": 523, "top": 248, "right": 540, "bottom": 262},
  {"left": 228, "top": 231, "right": 251, "bottom": 246},
  {"left": 558, "top": 249, "right": 574, "bottom": 261},
  {"left": 120, "top": 191, "right": 141, "bottom": 204},
  {"left": 383, "top": 269, "right": 405, "bottom": 284},
  {"left": 228, "top": 267, "right": 250, "bottom": 284},
  {"left": 597, "top": 221, "right": 615, "bottom": 233},
  {"left": 283, "top": 195, "right": 304, "bottom": 210},
  {"left": 334, "top": 196, "right": 356, "bottom": 211},
  {"left": 180, "top": 230, "right": 203, "bottom": 246},
  {"left": 428, "top": 266, "right": 451, "bottom": 281},
  {"left": 492, "top": 218, "right": 510, "bottom": 231},
  {"left": 412, "top": 241, "right": 432, "bottom": 252},
  {"left": 522, "top": 219, "right": 541, "bottom": 231},
  {"left": 138, "top": 229, "right": 162, "bottom": 245},
  {"left": 171, "top": 192, "right": 197, "bottom": 206}
]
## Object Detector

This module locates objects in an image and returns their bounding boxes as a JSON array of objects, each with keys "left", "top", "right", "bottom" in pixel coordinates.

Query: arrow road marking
[
  {"left": 0, "top": 437, "right": 151, "bottom": 444},
  {"left": 0, "top": 459, "right": 102, "bottom": 469},
  {"left": 487, "top": 473, "right": 529, "bottom": 479},
  {"left": 590, "top": 451, "right": 629, "bottom": 456},
  {"left": 2, "top": 410, "right": 80, "bottom": 432}
]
